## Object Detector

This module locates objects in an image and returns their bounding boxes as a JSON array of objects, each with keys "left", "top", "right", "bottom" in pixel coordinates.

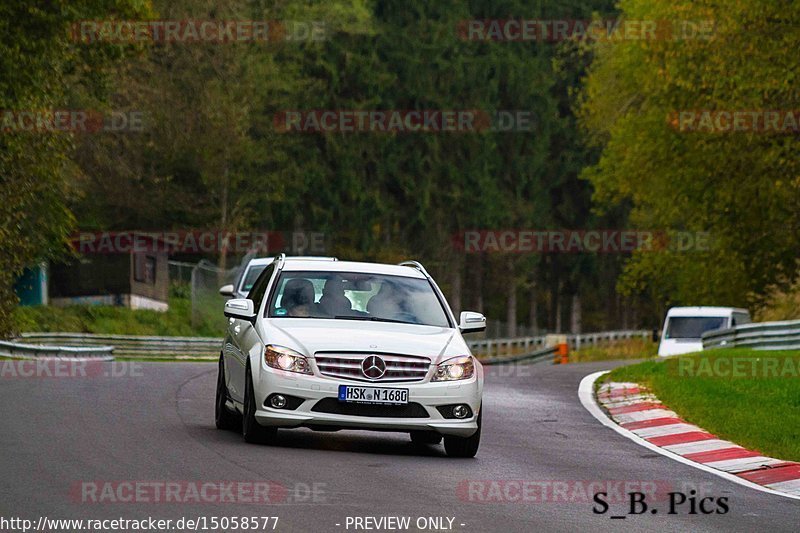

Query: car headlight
[
  {"left": 264, "top": 345, "right": 312, "bottom": 374},
  {"left": 432, "top": 355, "right": 474, "bottom": 382}
]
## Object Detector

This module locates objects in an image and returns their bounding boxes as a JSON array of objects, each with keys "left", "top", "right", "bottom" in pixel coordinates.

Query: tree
[
  {"left": 0, "top": 0, "right": 151, "bottom": 335},
  {"left": 580, "top": 0, "right": 800, "bottom": 310}
]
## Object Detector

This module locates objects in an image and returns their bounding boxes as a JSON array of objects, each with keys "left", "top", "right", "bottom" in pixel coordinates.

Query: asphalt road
[{"left": 1, "top": 359, "right": 798, "bottom": 533}]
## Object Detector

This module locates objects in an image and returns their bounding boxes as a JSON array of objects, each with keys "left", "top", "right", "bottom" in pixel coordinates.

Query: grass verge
[
  {"left": 604, "top": 348, "right": 800, "bottom": 462},
  {"left": 569, "top": 338, "right": 657, "bottom": 363},
  {"left": 11, "top": 284, "right": 224, "bottom": 337}
]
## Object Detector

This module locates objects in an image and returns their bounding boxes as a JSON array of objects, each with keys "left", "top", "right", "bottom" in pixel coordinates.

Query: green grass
[
  {"left": 11, "top": 284, "right": 224, "bottom": 338},
  {"left": 605, "top": 348, "right": 800, "bottom": 462},
  {"left": 569, "top": 338, "right": 657, "bottom": 363}
]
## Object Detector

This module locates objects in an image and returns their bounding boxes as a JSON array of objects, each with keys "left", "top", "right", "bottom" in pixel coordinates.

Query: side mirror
[
  {"left": 459, "top": 311, "right": 486, "bottom": 333},
  {"left": 224, "top": 298, "right": 256, "bottom": 323},
  {"left": 219, "top": 284, "right": 235, "bottom": 297}
]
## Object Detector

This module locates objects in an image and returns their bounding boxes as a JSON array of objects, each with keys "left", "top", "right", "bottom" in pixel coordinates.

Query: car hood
[{"left": 263, "top": 318, "right": 468, "bottom": 363}]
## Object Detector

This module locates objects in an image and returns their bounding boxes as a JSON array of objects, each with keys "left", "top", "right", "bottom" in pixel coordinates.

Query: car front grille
[
  {"left": 313, "top": 352, "right": 431, "bottom": 383},
  {"left": 311, "top": 398, "right": 429, "bottom": 418}
]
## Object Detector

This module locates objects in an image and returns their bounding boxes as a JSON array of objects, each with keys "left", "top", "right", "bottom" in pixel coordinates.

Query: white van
[{"left": 658, "top": 306, "right": 750, "bottom": 356}]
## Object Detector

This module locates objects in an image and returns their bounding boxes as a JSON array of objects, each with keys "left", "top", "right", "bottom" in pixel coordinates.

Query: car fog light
[
  {"left": 452, "top": 404, "right": 469, "bottom": 419},
  {"left": 270, "top": 394, "right": 287, "bottom": 409}
]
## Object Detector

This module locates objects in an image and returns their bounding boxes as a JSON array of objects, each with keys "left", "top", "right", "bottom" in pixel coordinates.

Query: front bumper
[{"left": 251, "top": 363, "right": 482, "bottom": 437}]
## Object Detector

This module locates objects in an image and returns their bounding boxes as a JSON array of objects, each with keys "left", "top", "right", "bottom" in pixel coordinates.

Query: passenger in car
[
  {"left": 318, "top": 276, "right": 353, "bottom": 317},
  {"left": 282, "top": 278, "right": 316, "bottom": 317},
  {"left": 367, "top": 281, "right": 403, "bottom": 318}
]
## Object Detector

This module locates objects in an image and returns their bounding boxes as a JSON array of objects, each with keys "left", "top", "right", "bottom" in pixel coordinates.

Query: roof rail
[
  {"left": 283, "top": 256, "right": 338, "bottom": 261},
  {"left": 275, "top": 255, "right": 338, "bottom": 269},
  {"left": 398, "top": 260, "right": 430, "bottom": 277}
]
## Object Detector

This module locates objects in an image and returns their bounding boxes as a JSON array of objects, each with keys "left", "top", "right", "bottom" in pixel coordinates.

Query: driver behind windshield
[{"left": 282, "top": 278, "right": 316, "bottom": 317}]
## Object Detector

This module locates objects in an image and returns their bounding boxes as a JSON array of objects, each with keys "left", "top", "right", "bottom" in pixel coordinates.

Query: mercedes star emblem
[{"left": 361, "top": 355, "right": 387, "bottom": 380}]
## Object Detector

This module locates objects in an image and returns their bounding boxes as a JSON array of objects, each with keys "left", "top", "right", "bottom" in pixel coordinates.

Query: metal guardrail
[
  {"left": 16, "top": 333, "right": 219, "bottom": 357},
  {"left": 470, "top": 330, "right": 651, "bottom": 358},
  {"left": 702, "top": 319, "right": 800, "bottom": 350},
  {"left": 469, "top": 336, "right": 547, "bottom": 357},
  {"left": 479, "top": 346, "right": 557, "bottom": 366},
  {"left": 0, "top": 339, "right": 114, "bottom": 360},
  {"left": 16, "top": 329, "right": 651, "bottom": 359}
]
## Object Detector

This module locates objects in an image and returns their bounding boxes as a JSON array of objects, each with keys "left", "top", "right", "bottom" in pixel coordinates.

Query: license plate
[{"left": 338, "top": 385, "right": 409, "bottom": 405}]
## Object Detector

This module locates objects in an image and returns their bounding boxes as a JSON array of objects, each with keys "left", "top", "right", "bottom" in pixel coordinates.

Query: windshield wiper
[{"left": 334, "top": 315, "right": 416, "bottom": 325}]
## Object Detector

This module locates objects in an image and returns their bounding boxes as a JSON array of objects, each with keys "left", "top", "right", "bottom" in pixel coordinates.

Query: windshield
[
  {"left": 266, "top": 270, "right": 450, "bottom": 327},
  {"left": 665, "top": 316, "right": 727, "bottom": 339}
]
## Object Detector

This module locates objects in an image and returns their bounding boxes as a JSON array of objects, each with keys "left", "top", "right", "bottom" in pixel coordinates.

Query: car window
[
  {"left": 246, "top": 263, "right": 275, "bottom": 312},
  {"left": 665, "top": 316, "right": 726, "bottom": 339},
  {"left": 731, "top": 312, "right": 750, "bottom": 326},
  {"left": 239, "top": 264, "right": 268, "bottom": 294},
  {"left": 266, "top": 270, "right": 450, "bottom": 327}
]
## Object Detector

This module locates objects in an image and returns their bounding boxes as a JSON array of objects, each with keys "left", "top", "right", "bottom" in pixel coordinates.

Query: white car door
[{"left": 226, "top": 263, "right": 274, "bottom": 403}]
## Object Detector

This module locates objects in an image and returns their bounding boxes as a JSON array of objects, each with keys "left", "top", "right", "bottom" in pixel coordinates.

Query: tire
[
  {"left": 410, "top": 431, "right": 442, "bottom": 445},
  {"left": 443, "top": 408, "right": 481, "bottom": 458},
  {"left": 215, "top": 355, "right": 240, "bottom": 431},
  {"left": 242, "top": 362, "right": 277, "bottom": 444}
]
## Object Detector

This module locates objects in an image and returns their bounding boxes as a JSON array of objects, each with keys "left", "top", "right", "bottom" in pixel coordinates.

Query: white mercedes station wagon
[{"left": 215, "top": 255, "right": 486, "bottom": 457}]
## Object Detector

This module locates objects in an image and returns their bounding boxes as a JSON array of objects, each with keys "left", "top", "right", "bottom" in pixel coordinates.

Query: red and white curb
[{"left": 579, "top": 371, "right": 800, "bottom": 501}]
